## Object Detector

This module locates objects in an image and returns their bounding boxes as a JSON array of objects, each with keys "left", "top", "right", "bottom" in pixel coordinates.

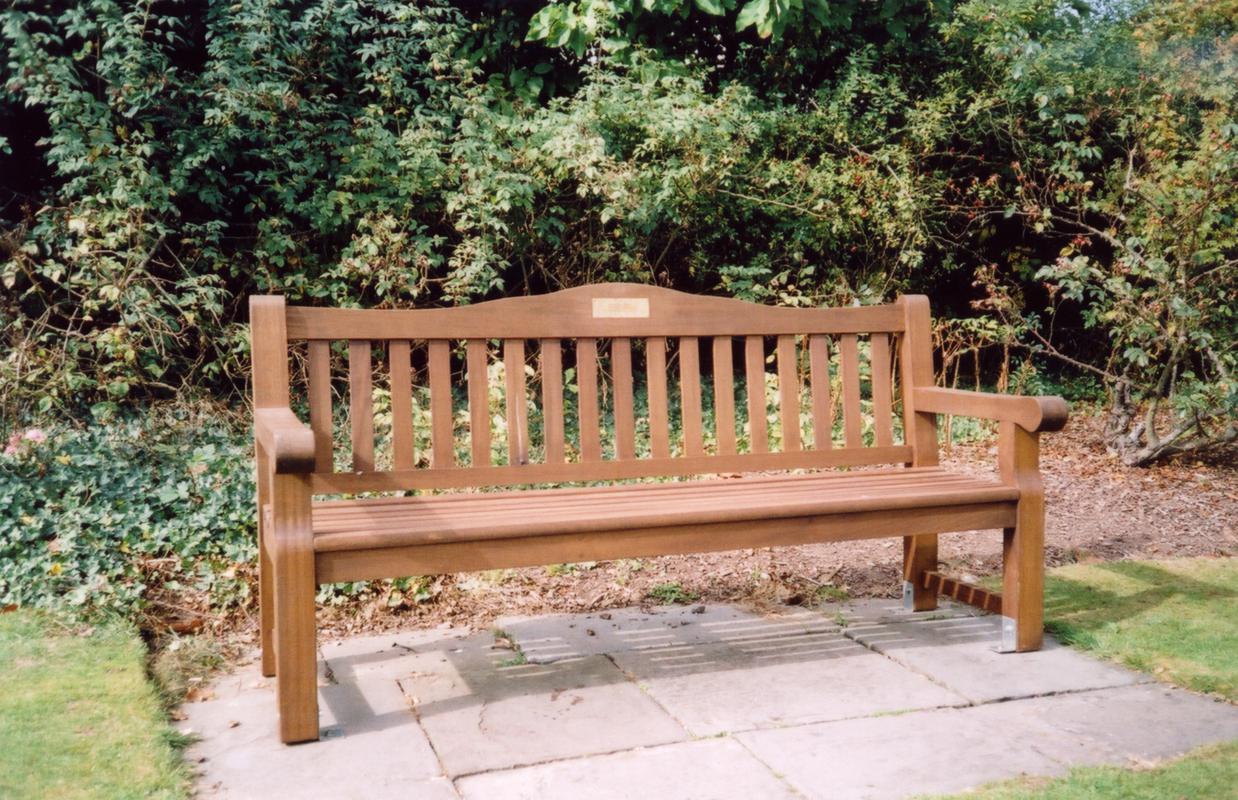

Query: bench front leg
[
  {"left": 999, "top": 421, "right": 1044, "bottom": 652},
  {"left": 271, "top": 472, "right": 320, "bottom": 743}
]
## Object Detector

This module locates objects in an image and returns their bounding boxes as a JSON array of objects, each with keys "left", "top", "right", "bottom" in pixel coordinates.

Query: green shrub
[{"left": 0, "top": 412, "right": 255, "bottom": 617}]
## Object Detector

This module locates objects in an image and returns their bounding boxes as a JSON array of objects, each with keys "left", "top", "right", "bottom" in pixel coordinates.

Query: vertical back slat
[
  {"left": 712, "top": 337, "right": 737, "bottom": 455},
  {"left": 612, "top": 338, "right": 636, "bottom": 459},
  {"left": 840, "top": 333, "right": 863, "bottom": 448},
  {"left": 467, "top": 339, "right": 491, "bottom": 467},
  {"left": 678, "top": 336, "right": 704, "bottom": 456},
  {"left": 776, "top": 335, "right": 801, "bottom": 452},
  {"left": 504, "top": 339, "right": 528, "bottom": 465},
  {"left": 745, "top": 335, "right": 768, "bottom": 453},
  {"left": 541, "top": 340, "right": 565, "bottom": 464},
  {"left": 428, "top": 339, "right": 454, "bottom": 468},
  {"left": 389, "top": 340, "right": 414, "bottom": 470},
  {"left": 646, "top": 337, "right": 671, "bottom": 459},
  {"left": 578, "top": 338, "right": 602, "bottom": 461},
  {"left": 349, "top": 340, "right": 374, "bottom": 471},
  {"left": 870, "top": 333, "right": 895, "bottom": 447},
  {"left": 808, "top": 334, "right": 832, "bottom": 450},
  {"left": 307, "top": 339, "right": 333, "bottom": 471}
]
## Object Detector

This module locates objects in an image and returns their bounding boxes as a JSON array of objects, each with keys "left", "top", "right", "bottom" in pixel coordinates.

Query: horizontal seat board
[
  {"left": 312, "top": 468, "right": 989, "bottom": 524},
  {"left": 284, "top": 284, "right": 903, "bottom": 339},
  {"left": 312, "top": 470, "right": 1018, "bottom": 552},
  {"left": 315, "top": 503, "right": 1017, "bottom": 584},
  {"left": 312, "top": 477, "right": 998, "bottom": 533},
  {"left": 309, "top": 445, "right": 915, "bottom": 493}
]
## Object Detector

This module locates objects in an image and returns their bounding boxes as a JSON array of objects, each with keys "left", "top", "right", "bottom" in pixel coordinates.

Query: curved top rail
[{"left": 283, "top": 283, "right": 904, "bottom": 340}]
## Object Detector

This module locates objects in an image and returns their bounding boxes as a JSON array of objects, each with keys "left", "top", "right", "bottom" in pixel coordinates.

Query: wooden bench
[{"left": 250, "top": 285, "right": 1069, "bottom": 743}]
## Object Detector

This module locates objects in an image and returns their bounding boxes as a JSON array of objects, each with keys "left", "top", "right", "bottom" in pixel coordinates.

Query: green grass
[
  {"left": 647, "top": 581, "right": 698, "bottom": 604},
  {"left": 0, "top": 611, "right": 189, "bottom": 799},
  {"left": 929, "top": 740, "right": 1238, "bottom": 799},
  {"left": 1044, "top": 557, "right": 1237, "bottom": 700}
]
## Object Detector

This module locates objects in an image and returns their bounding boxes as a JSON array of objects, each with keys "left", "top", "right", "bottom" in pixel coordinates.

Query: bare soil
[{"left": 302, "top": 414, "right": 1237, "bottom": 639}]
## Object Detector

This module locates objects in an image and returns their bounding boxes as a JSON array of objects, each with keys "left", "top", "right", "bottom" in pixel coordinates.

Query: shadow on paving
[{"left": 314, "top": 603, "right": 991, "bottom": 735}]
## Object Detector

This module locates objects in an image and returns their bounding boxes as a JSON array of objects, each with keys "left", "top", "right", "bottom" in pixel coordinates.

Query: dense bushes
[
  {"left": 0, "top": 412, "right": 254, "bottom": 616},
  {"left": 1, "top": 0, "right": 1234, "bottom": 462}
]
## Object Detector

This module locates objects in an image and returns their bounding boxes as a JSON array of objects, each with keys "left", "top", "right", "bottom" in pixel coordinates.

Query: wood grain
[
  {"left": 389, "top": 340, "right": 414, "bottom": 470},
  {"left": 777, "top": 335, "right": 801, "bottom": 452},
  {"left": 646, "top": 337, "right": 670, "bottom": 459},
  {"left": 348, "top": 341, "right": 374, "bottom": 471},
  {"left": 541, "top": 340, "right": 565, "bottom": 464},
  {"left": 467, "top": 340, "right": 491, "bottom": 468},
  {"left": 745, "top": 335, "right": 768, "bottom": 454},
  {"left": 428, "top": 339, "right": 454, "bottom": 468}
]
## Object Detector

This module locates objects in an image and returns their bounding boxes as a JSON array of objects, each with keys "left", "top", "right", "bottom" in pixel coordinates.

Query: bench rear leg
[
  {"left": 1000, "top": 422, "right": 1044, "bottom": 652},
  {"left": 902, "top": 534, "right": 938, "bottom": 611},
  {"left": 271, "top": 474, "right": 320, "bottom": 743}
]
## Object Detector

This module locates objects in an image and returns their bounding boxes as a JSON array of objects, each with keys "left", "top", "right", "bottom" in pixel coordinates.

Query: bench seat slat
[
  {"left": 316, "top": 503, "right": 1017, "bottom": 584},
  {"left": 313, "top": 470, "right": 993, "bottom": 525},
  {"left": 311, "top": 469, "right": 1017, "bottom": 552}
]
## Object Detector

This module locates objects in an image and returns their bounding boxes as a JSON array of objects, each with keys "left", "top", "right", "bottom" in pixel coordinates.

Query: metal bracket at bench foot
[
  {"left": 998, "top": 617, "right": 1018, "bottom": 653},
  {"left": 902, "top": 581, "right": 916, "bottom": 611}
]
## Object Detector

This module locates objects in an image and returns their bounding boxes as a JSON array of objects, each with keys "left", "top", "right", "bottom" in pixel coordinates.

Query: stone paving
[{"left": 180, "top": 600, "right": 1238, "bottom": 799}]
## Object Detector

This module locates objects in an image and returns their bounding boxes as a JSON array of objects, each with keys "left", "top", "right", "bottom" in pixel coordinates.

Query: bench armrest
[
  {"left": 912, "top": 387, "right": 1070, "bottom": 434},
  {"left": 255, "top": 408, "right": 317, "bottom": 473}
]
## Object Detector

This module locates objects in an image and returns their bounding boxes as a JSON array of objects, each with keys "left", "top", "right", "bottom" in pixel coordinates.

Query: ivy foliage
[{"left": 0, "top": 413, "right": 254, "bottom": 616}]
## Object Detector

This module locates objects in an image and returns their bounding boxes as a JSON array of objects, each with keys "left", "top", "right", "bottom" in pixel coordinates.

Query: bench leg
[
  {"left": 259, "top": 505, "right": 276, "bottom": 678},
  {"left": 271, "top": 474, "right": 319, "bottom": 744},
  {"left": 902, "top": 534, "right": 938, "bottom": 612},
  {"left": 999, "top": 423, "right": 1044, "bottom": 652}
]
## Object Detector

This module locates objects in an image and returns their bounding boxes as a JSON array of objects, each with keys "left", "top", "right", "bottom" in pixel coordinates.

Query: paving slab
[
  {"left": 610, "top": 628, "right": 966, "bottom": 736},
  {"left": 496, "top": 604, "right": 834, "bottom": 663},
  {"left": 843, "top": 614, "right": 1148, "bottom": 702},
  {"left": 180, "top": 662, "right": 444, "bottom": 799},
  {"left": 455, "top": 738, "right": 799, "bottom": 800},
  {"left": 398, "top": 633, "right": 687, "bottom": 776},
  {"left": 181, "top": 603, "right": 1238, "bottom": 800},
  {"left": 736, "top": 701, "right": 1081, "bottom": 800},
  {"left": 989, "top": 683, "right": 1238, "bottom": 764}
]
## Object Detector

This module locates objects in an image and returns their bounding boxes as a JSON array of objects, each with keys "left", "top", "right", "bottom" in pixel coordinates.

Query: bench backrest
[{"left": 251, "top": 284, "right": 938, "bottom": 494}]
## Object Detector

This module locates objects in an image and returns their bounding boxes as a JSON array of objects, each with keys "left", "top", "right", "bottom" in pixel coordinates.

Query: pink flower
[{"left": 23, "top": 429, "right": 47, "bottom": 443}]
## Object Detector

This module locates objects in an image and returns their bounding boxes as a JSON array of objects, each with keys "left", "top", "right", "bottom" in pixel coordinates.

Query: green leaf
[{"left": 735, "top": 0, "right": 770, "bottom": 34}]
